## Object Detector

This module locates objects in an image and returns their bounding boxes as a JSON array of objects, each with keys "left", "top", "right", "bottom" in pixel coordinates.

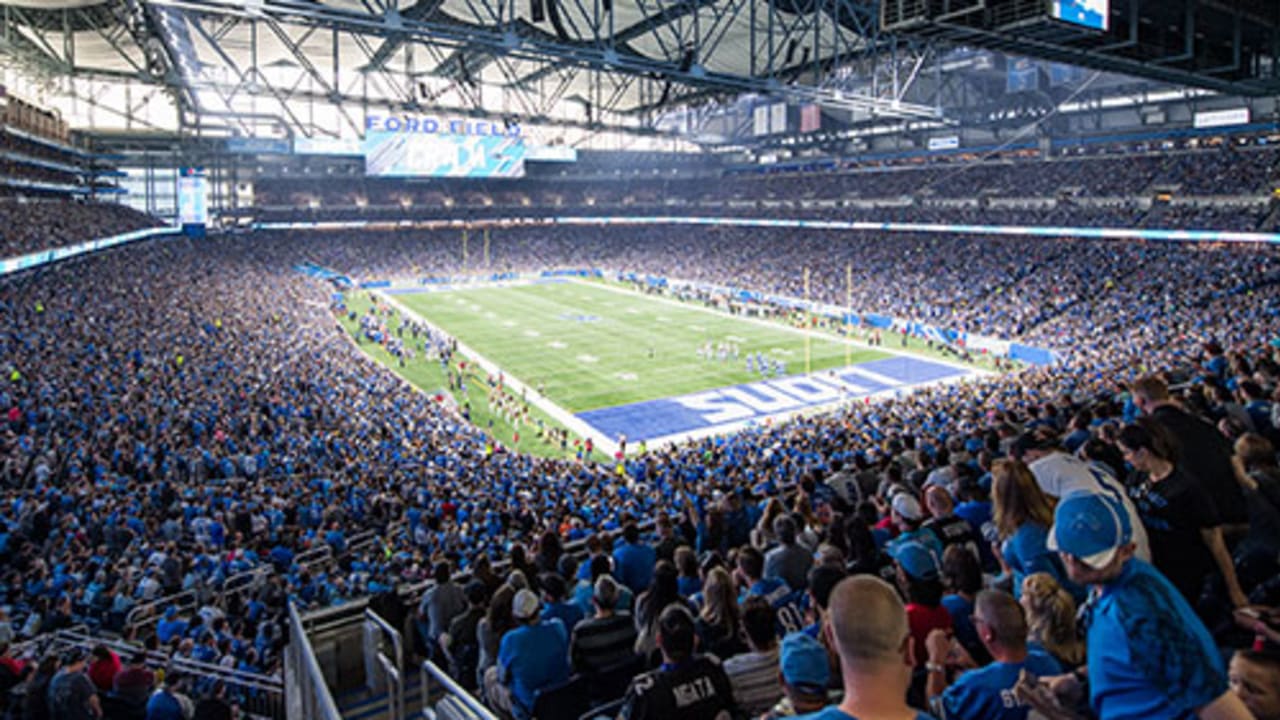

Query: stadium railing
[
  {"left": 123, "top": 587, "right": 201, "bottom": 633},
  {"left": 287, "top": 600, "right": 344, "bottom": 720},
  {"left": 15, "top": 627, "right": 285, "bottom": 719},
  {"left": 420, "top": 660, "right": 499, "bottom": 720},
  {"left": 364, "top": 608, "right": 406, "bottom": 720}
]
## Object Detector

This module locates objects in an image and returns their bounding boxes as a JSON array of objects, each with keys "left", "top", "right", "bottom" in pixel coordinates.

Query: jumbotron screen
[
  {"left": 363, "top": 130, "right": 526, "bottom": 178},
  {"left": 1050, "top": 0, "right": 1108, "bottom": 31}
]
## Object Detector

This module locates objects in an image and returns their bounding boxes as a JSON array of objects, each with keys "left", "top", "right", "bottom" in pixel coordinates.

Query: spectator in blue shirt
[
  {"left": 990, "top": 459, "right": 1078, "bottom": 603},
  {"left": 925, "top": 589, "right": 1061, "bottom": 719},
  {"left": 146, "top": 673, "right": 193, "bottom": 720},
  {"left": 538, "top": 572, "right": 583, "bottom": 633},
  {"left": 1043, "top": 492, "right": 1252, "bottom": 720},
  {"left": 156, "top": 607, "right": 187, "bottom": 644},
  {"left": 613, "top": 524, "right": 657, "bottom": 596},
  {"left": 492, "top": 588, "right": 570, "bottom": 720}
]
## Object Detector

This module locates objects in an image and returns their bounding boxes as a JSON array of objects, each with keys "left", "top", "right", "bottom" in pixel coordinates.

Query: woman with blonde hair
[
  {"left": 695, "top": 566, "right": 746, "bottom": 660},
  {"left": 990, "top": 458, "right": 1081, "bottom": 602},
  {"left": 1020, "top": 571, "right": 1085, "bottom": 668}
]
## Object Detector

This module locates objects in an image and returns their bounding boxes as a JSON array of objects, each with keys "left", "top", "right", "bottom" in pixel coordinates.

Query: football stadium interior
[{"left": 2, "top": 0, "right": 1280, "bottom": 719}]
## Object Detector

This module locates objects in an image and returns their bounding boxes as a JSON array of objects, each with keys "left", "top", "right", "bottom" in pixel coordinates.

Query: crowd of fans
[
  {"left": 249, "top": 141, "right": 1280, "bottom": 230},
  {"left": 0, "top": 201, "right": 160, "bottom": 258},
  {"left": 0, "top": 190, "right": 1278, "bottom": 719}
]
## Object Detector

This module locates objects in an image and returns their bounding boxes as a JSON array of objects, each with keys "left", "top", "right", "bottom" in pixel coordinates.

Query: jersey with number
[
  {"left": 619, "top": 656, "right": 736, "bottom": 720},
  {"left": 743, "top": 578, "right": 807, "bottom": 635},
  {"left": 936, "top": 650, "right": 1062, "bottom": 720}
]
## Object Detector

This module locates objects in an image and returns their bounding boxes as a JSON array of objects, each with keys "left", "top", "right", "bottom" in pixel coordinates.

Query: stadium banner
[
  {"left": 177, "top": 167, "right": 208, "bottom": 238},
  {"left": 252, "top": 216, "right": 1280, "bottom": 246},
  {"left": 753, "top": 105, "right": 770, "bottom": 136},
  {"left": 800, "top": 104, "right": 821, "bottom": 133},
  {"left": 363, "top": 131, "right": 526, "bottom": 177},
  {"left": 1009, "top": 343, "right": 1057, "bottom": 365},
  {"left": 225, "top": 137, "right": 291, "bottom": 155},
  {"left": 770, "top": 104, "right": 788, "bottom": 134},
  {"left": 1193, "top": 108, "right": 1250, "bottom": 129},
  {"left": 964, "top": 335, "right": 1012, "bottom": 358},
  {"left": 862, "top": 313, "right": 895, "bottom": 329},
  {"left": 1049, "top": 0, "right": 1108, "bottom": 30},
  {"left": 927, "top": 136, "right": 960, "bottom": 151},
  {"left": 0, "top": 226, "right": 178, "bottom": 277}
]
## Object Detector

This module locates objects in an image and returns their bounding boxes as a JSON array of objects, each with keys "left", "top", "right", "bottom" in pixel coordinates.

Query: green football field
[{"left": 388, "top": 280, "right": 891, "bottom": 412}]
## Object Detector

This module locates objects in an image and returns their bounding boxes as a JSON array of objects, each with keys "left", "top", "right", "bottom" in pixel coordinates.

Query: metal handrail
[
  {"left": 363, "top": 608, "right": 405, "bottom": 672},
  {"left": 421, "top": 660, "right": 499, "bottom": 720},
  {"left": 219, "top": 566, "right": 269, "bottom": 607},
  {"left": 288, "top": 601, "right": 344, "bottom": 720},
  {"left": 296, "top": 544, "right": 334, "bottom": 571},
  {"left": 42, "top": 629, "right": 284, "bottom": 688},
  {"left": 378, "top": 652, "right": 404, "bottom": 720},
  {"left": 124, "top": 587, "right": 199, "bottom": 629}
]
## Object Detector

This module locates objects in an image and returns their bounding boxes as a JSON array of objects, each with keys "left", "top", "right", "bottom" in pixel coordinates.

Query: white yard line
[
  {"left": 375, "top": 291, "right": 622, "bottom": 456},
  {"left": 568, "top": 277, "right": 994, "bottom": 378},
  {"left": 373, "top": 277, "right": 988, "bottom": 455}
]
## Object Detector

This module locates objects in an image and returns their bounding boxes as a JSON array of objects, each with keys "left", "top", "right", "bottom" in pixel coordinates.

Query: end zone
[{"left": 576, "top": 355, "right": 979, "bottom": 445}]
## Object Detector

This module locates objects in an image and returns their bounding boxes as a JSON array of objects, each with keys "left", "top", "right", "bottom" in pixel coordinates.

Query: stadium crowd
[
  {"left": 0, "top": 201, "right": 160, "bottom": 258},
  {"left": 249, "top": 139, "right": 1280, "bottom": 224},
  {"left": 0, "top": 203, "right": 1279, "bottom": 719}
]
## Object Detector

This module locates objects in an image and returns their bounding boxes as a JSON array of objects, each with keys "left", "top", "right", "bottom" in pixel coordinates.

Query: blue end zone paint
[{"left": 577, "top": 355, "right": 973, "bottom": 441}]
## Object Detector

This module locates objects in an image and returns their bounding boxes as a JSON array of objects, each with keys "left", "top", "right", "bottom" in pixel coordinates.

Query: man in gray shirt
[
  {"left": 764, "top": 515, "right": 812, "bottom": 591},
  {"left": 418, "top": 561, "right": 468, "bottom": 660}
]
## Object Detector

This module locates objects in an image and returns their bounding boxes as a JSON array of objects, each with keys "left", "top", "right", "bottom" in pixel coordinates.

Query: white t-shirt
[{"left": 1028, "top": 452, "right": 1152, "bottom": 564}]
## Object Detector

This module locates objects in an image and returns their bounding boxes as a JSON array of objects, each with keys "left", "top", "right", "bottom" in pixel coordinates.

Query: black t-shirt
[
  {"left": 923, "top": 515, "right": 981, "bottom": 559},
  {"left": 1151, "top": 405, "right": 1247, "bottom": 524},
  {"left": 619, "top": 656, "right": 736, "bottom": 720},
  {"left": 48, "top": 670, "right": 95, "bottom": 720},
  {"left": 1128, "top": 465, "right": 1220, "bottom": 604},
  {"left": 193, "top": 697, "right": 234, "bottom": 720}
]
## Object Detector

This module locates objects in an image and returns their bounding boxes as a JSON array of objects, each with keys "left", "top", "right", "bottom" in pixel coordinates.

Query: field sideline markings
[
  {"left": 375, "top": 291, "right": 621, "bottom": 456},
  {"left": 382, "top": 277, "right": 987, "bottom": 452},
  {"left": 569, "top": 278, "right": 992, "bottom": 378}
]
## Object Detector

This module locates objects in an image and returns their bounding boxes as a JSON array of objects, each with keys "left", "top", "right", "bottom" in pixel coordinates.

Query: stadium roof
[
  {"left": 0, "top": 0, "right": 942, "bottom": 140},
  {"left": 0, "top": 0, "right": 1275, "bottom": 147}
]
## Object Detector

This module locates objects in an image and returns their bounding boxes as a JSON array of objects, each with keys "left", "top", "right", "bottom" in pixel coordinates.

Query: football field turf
[
  {"left": 379, "top": 279, "right": 981, "bottom": 445},
  {"left": 390, "top": 279, "right": 890, "bottom": 412}
]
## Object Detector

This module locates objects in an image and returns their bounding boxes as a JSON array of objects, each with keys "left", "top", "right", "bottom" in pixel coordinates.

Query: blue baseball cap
[
  {"left": 780, "top": 632, "right": 829, "bottom": 693},
  {"left": 890, "top": 540, "right": 941, "bottom": 581},
  {"left": 1047, "top": 491, "right": 1132, "bottom": 570}
]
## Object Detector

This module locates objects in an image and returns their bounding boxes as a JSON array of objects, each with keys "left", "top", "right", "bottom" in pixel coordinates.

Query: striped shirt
[
  {"left": 570, "top": 612, "right": 639, "bottom": 673},
  {"left": 723, "top": 647, "right": 782, "bottom": 717}
]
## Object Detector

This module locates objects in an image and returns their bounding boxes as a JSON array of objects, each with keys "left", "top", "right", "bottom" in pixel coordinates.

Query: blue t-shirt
[
  {"left": 941, "top": 594, "right": 979, "bottom": 661},
  {"left": 543, "top": 600, "right": 584, "bottom": 634},
  {"left": 938, "top": 650, "right": 1062, "bottom": 720},
  {"left": 1001, "top": 524, "right": 1078, "bottom": 602},
  {"left": 613, "top": 542, "right": 657, "bottom": 595},
  {"left": 498, "top": 619, "right": 571, "bottom": 719},
  {"left": 1087, "top": 560, "right": 1227, "bottom": 720},
  {"left": 146, "top": 690, "right": 187, "bottom": 720},
  {"left": 793, "top": 706, "right": 937, "bottom": 720}
]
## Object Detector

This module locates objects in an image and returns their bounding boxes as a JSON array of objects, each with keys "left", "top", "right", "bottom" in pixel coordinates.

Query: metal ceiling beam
[{"left": 143, "top": 0, "right": 941, "bottom": 119}]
